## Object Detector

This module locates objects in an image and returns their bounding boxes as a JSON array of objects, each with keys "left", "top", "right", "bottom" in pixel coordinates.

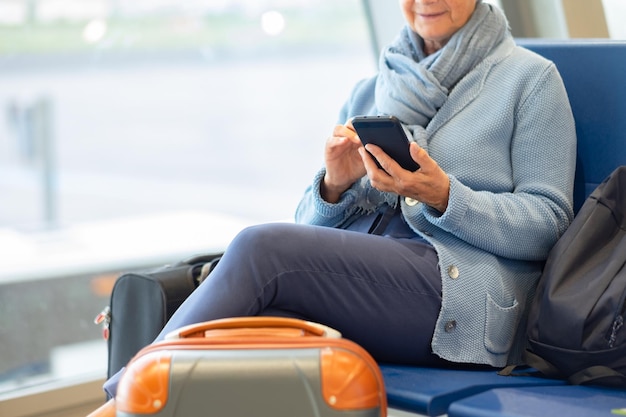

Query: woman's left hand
[{"left": 359, "top": 142, "right": 450, "bottom": 213}]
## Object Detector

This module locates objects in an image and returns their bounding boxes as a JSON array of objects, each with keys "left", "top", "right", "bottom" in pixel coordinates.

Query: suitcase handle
[{"left": 165, "top": 316, "right": 342, "bottom": 340}]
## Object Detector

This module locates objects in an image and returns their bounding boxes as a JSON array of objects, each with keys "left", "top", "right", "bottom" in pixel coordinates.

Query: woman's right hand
[{"left": 321, "top": 123, "right": 366, "bottom": 203}]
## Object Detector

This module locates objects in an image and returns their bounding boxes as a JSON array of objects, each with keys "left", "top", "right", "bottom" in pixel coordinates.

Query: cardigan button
[
  {"left": 447, "top": 265, "right": 460, "bottom": 279},
  {"left": 405, "top": 197, "right": 419, "bottom": 206},
  {"left": 444, "top": 320, "right": 457, "bottom": 333}
]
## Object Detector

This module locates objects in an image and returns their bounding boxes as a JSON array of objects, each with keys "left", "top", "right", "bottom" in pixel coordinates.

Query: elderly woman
[{"left": 102, "top": 0, "right": 576, "bottom": 402}]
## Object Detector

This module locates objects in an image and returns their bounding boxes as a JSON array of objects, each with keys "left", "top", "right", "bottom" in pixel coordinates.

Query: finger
[
  {"left": 334, "top": 123, "right": 359, "bottom": 140},
  {"left": 358, "top": 147, "right": 377, "bottom": 172},
  {"left": 365, "top": 143, "right": 403, "bottom": 177},
  {"left": 327, "top": 129, "right": 359, "bottom": 151},
  {"left": 360, "top": 146, "right": 396, "bottom": 193},
  {"left": 409, "top": 142, "right": 429, "bottom": 169},
  {"left": 358, "top": 147, "right": 388, "bottom": 182},
  {"left": 363, "top": 143, "right": 386, "bottom": 164},
  {"left": 325, "top": 134, "right": 345, "bottom": 150}
]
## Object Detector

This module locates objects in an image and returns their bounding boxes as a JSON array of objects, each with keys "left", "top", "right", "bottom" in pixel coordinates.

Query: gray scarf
[{"left": 375, "top": 1, "right": 510, "bottom": 128}]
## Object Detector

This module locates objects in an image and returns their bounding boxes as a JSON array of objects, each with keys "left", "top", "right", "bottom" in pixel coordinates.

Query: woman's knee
[{"left": 227, "top": 223, "right": 312, "bottom": 257}]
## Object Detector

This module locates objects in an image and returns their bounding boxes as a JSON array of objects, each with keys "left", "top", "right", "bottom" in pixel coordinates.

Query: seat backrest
[{"left": 517, "top": 40, "right": 626, "bottom": 213}]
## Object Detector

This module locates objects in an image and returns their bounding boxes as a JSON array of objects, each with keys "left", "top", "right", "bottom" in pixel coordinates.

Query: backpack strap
[
  {"left": 569, "top": 366, "right": 626, "bottom": 387},
  {"left": 521, "top": 351, "right": 626, "bottom": 387},
  {"left": 522, "top": 350, "right": 564, "bottom": 379}
]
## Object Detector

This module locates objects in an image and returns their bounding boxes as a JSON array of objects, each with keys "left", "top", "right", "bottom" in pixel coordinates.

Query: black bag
[
  {"left": 95, "top": 253, "right": 222, "bottom": 381},
  {"left": 522, "top": 165, "right": 626, "bottom": 387}
]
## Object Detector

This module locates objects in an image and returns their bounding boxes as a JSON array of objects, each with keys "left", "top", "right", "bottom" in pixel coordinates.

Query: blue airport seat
[
  {"left": 381, "top": 39, "right": 626, "bottom": 417},
  {"left": 381, "top": 365, "right": 565, "bottom": 416},
  {"left": 517, "top": 39, "right": 626, "bottom": 213},
  {"left": 447, "top": 385, "right": 626, "bottom": 417}
]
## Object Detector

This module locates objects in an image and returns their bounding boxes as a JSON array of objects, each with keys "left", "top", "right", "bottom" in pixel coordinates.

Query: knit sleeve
[{"left": 422, "top": 63, "right": 576, "bottom": 261}]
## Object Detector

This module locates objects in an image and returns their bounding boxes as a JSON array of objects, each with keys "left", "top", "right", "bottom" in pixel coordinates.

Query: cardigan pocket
[{"left": 484, "top": 293, "right": 520, "bottom": 354}]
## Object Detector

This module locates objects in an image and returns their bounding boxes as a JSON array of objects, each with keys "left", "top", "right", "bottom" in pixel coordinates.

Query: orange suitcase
[{"left": 91, "top": 317, "right": 386, "bottom": 417}]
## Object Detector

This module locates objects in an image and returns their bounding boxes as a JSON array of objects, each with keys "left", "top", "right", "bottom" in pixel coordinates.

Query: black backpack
[{"left": 511, "top": 165, "right": 626, "bottom": 387}]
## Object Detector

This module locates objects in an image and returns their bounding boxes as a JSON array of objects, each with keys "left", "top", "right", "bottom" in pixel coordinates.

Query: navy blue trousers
[{"left": 104, "top": 217, "right": 444, "bottom": 397}]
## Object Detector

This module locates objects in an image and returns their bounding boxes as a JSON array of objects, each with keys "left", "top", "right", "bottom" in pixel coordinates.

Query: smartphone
[{"left": 351, "top": 115, "right": 420, "bottom": 172}]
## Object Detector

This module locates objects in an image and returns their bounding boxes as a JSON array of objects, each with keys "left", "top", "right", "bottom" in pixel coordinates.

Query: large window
[{"left": 0, "top": 0, "right": 374, "bottom": 395}]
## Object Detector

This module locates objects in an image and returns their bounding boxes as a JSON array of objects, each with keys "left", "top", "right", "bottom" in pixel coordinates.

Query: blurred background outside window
[{"left": 0, "top": 0, "right": 374, "bottom": 394}]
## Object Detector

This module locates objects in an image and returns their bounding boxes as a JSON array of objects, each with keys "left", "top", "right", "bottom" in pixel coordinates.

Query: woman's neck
[{"left": 424, "top": 39, "right": 448, "bottom": 55}]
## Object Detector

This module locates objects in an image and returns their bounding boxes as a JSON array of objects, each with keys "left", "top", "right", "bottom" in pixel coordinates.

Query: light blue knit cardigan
[{"left": 295, "top": 36, "right": 576, "bottom": 366}]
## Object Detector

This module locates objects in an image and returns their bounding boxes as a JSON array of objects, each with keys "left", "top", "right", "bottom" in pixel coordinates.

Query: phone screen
[{"left": 351, "top": 115, "right": 420, "bottom": 172}]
